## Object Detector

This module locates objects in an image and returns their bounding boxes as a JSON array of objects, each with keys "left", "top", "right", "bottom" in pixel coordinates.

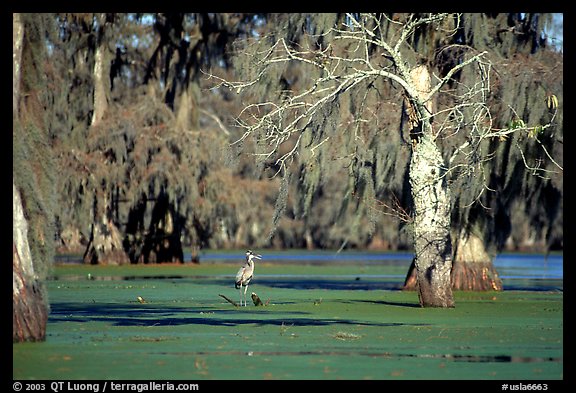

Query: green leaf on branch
[
  {"left": 507, "top": 118, "right": 525, "bottom": 130},
  {"left": 529, "top": 125, "right": 544, "bottom": 139}
]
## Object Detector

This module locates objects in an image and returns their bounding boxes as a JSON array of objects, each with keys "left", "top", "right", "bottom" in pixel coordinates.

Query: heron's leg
[
  {"left": 239, "top": 285, "right": 243, "bottom": 307},
  {"left": 244, "top": 285, "right": 249, "bottom": 307}
]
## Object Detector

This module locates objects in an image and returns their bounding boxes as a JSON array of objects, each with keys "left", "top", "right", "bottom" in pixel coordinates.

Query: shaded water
[
  {"left": 184, "top": 251, "right": 564, "bottom": 292},
  {"left": 55, "top": 251, "right": 563, "bottom": 291}
]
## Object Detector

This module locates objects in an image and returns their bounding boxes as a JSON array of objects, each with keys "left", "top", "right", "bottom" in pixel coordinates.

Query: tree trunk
[
  {"left": 91, "top": 14, "right": 109, "bottom": 126},
  {"left": 124, "top": 193, "right": 184, "bottom": 264},
  {"left": 304, "top": 228, "right": 314, "bottom": 250},
  {"left": 175, "top": 87, "right": 199, "bottom": 131},
  {"left": 451, "top": 231, "right": 503, "bottom": 291},
  {"left": 403, "top": 231, "right": 503, "bottom": 291},
  {"left": 13, "top": 13, "right": 23, "bottom": 115},
  {"left": 409, "top": 133, "right": 455, "bottom": 307},
  {"left": 83, "top": 192, "right": 129, "bottom": 265},
  {"left": 83, "top": 15, "right": 128, "bottom": 265},
  {"left": 91, "top": 44, "right": 108, "bottom": 125},
  {"left": 13, "top": 183, "right": 48, "bottom": 342},
  {"left": 140, "top": 195, "right": 184, "bottom": 263},
  {"left": 402, "top": 257, "right": 417, "bottom": 290},
  {"left": 13, "top": 13, "right": 49, "bottom": 342},
  {"left": 406, "top": 64, "right": 454, "bottom": 308},
  {"left": 83, "top": 219, "right": 129, "bottom": 265}
]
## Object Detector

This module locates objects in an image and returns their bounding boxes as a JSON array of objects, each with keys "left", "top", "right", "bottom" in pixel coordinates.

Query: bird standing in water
[{"left": 235, "top": 250, "right": 261, "bottom": 306}]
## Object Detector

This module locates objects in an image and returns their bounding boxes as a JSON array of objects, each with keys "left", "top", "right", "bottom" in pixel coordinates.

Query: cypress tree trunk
[
  {"left": 83, "top": 191, "right": 129, "bottom": 265},
  {"left": 451, "top": 231, "right": 503, "bottom": 291},
  {"left": 409, "top": 133, "right": 455, "bottom": 307},
  {"left": 140, "top": 194, "right": 184, "bottom": 264},
  {"left": 13, "top": 13, "right": 50, "bottom": 342},
  {"left": 83, "top": 219, "right": 129, "bottom": 265},
  {"left": 403, "top": 64, "right": 500, "bottom": 298},
  {"left": 175, "top": 87, "right": 200, "bottom": 131},
  {"left": 82, "top": 14, "right": 130, "bottom": 265},
  {"left": 13, "top": 13, "right": 23, "bottom": 113},
  {"left": 13, "top": 183, "right": 48, "bottom": 342},
  {"left": 91, "top": 40, "right": 108, "bottom": 125},
  {"left": 403, "top": 231, "right": 503, "bottom": 292},
  {"left": 404, "top": 64, "right": 454, "bottom": 307}
]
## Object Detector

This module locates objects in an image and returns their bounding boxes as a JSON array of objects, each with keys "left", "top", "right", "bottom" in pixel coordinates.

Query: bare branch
[
  {"left": 393, "top": 13, "right": 450, "bottom": 54},
  {"left": 352, "top": 191, "right": 412, "bottom": 223},
  {"left": 203, "top": 12, "right": 561, "bottom": 207},
  {"left": 199, "top": 108, "right": 230, "bottom": 136},
  {"left": 425, "top": 50, "right": 488, "bottom": 103}
]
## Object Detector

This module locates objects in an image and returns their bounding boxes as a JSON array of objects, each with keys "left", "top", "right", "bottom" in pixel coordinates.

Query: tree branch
[{"left": 425, "top": 51, "right": 488, "bottom": 103}]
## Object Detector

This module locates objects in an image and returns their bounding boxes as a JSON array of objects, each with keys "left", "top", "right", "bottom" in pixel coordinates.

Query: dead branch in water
[{"left": 218, "top": 294, "right": 239, "bottom": 307}]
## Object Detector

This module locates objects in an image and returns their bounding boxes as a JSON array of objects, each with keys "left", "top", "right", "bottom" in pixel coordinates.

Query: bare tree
[{"left": 208, "top": 13, "right": 560, "bottom": 307}]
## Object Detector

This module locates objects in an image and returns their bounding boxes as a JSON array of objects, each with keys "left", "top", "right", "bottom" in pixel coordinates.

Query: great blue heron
[{"left": 235, "top": 250, "right": 261, "bottom": 306}]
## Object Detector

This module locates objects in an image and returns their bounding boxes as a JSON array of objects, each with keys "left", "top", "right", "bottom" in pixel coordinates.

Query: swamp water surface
[{"left": 13, "top": 251, "right": 563, "bottom": 380}]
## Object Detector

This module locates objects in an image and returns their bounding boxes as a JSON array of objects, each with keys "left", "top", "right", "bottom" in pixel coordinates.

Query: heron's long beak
[{"left": 254, "top": 254, "right": 262, "bottom": 259}]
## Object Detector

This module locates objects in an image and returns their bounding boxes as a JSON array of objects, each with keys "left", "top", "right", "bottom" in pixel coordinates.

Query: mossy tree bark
[
  {"left": 13, "top": 183, "right": 48, "bottom": 342},
  {"left": 404, "top": 64, "right": 454, "bottom": 307},
  {"left": 409, "top": 132, "right": 455, "bottom": 307},
  {"left": 13, "top": 13, "right": 50, "bottom": 342}
]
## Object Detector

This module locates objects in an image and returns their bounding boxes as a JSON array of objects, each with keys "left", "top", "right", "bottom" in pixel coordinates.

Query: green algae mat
[{"left": 13, "top": 263, "right": 563, "bottom": 380}]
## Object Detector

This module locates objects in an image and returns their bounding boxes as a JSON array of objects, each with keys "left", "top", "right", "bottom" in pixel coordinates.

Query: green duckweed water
[{"left": 13, "top": 263, "right": 563, "bottom": 380}]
